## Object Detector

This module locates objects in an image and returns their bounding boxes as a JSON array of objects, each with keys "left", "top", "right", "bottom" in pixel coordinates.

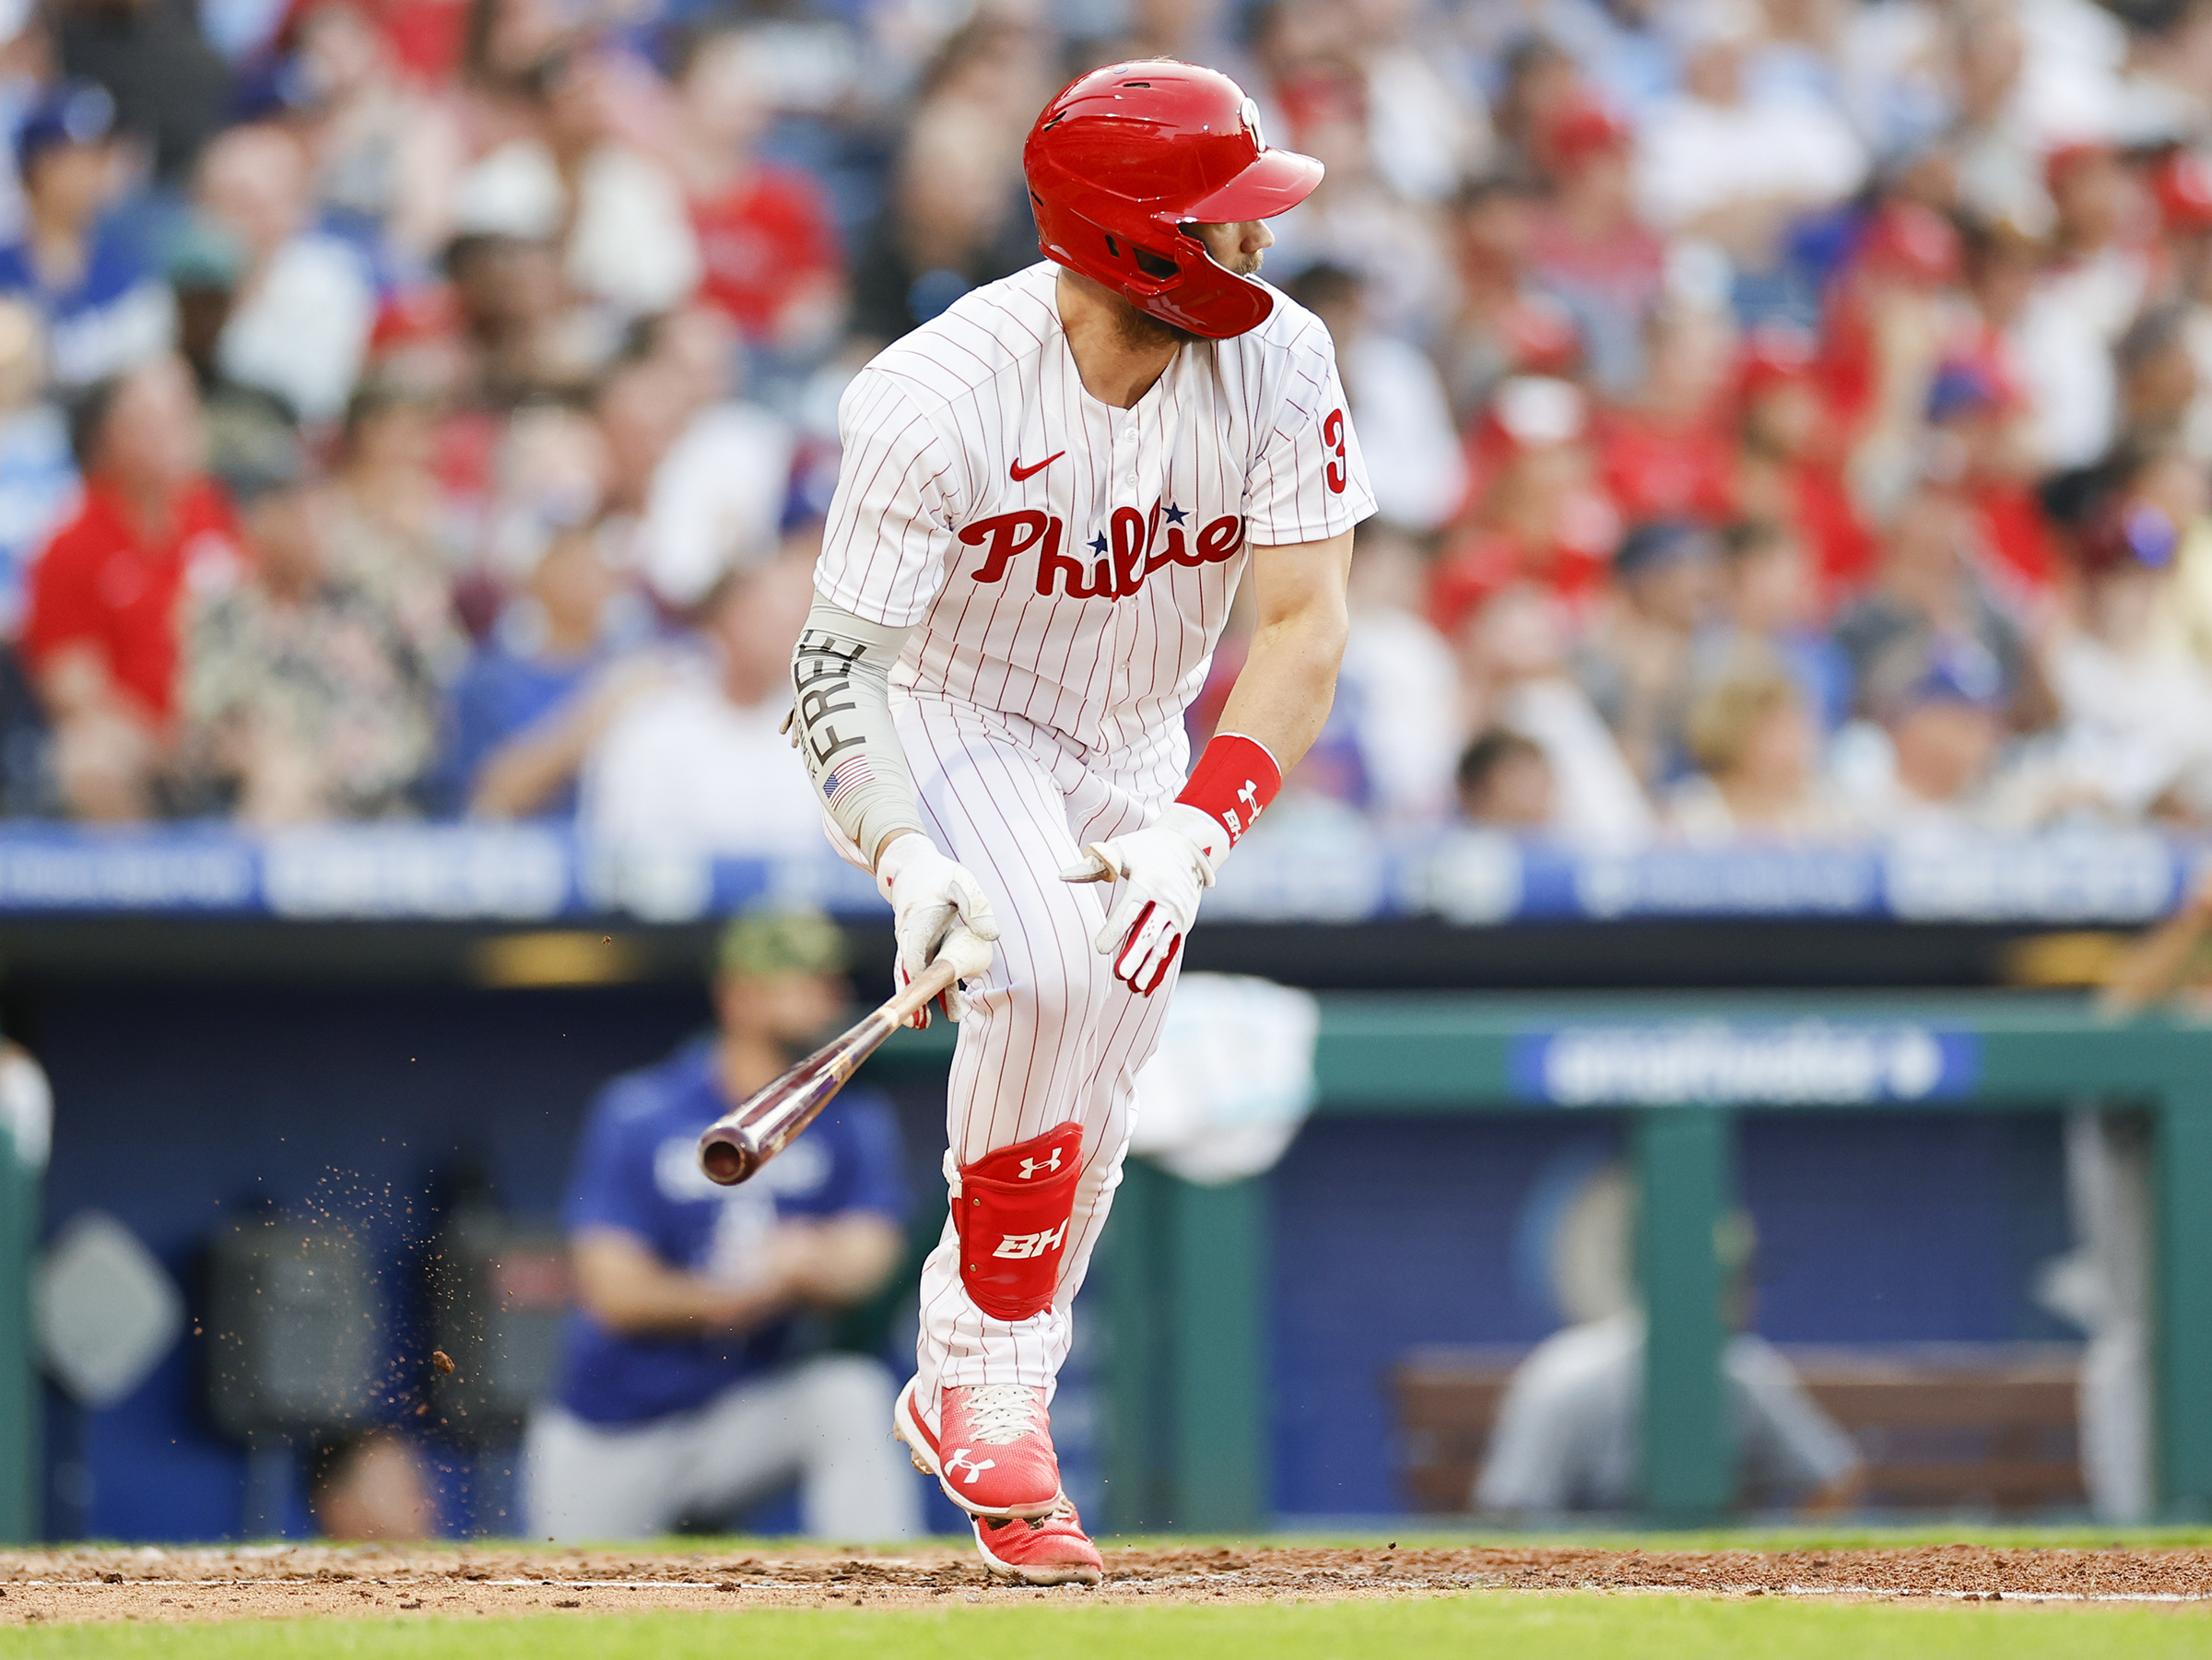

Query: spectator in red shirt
[
  {"left": 670, "top": 25, "right": 841, "bottom": 357},
  {"left": 23, "top": 354, "right": 241, "bottom": 819},
  {"left": 1595, "top": 300, "right": 1737, "bottom": 527},
  {"left": 1731, "top": 325, "right": 1873, "bottom": 606},
  {"left": 1817, "top": 198, "right": 1959, "bottom": 455},
  {"left": 1431, "top": 376, "right": 1621, "bottom": 636},
  {"left": 1923, "top": 355, "right": 2061, "bottom": 618}
]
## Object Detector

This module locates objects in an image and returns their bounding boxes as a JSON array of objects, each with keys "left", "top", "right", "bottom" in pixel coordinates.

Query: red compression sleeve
[{"left": 1175, "top": 731, "right": 1282, "bottom": 849}]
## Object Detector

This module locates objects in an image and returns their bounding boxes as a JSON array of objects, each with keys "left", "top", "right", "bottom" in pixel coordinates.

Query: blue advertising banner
[
  {"left": 1508, "top": 1021, "right": 1985, "bottom": 1107},
  {"left": 0, "top": 819, "right": 2184, "bottom": 925}
]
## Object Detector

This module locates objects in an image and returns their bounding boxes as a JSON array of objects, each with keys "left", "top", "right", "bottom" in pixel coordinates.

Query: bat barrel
[
  {"left": 698, "top": 1123, "right": 760, "bottom": 1186},
  {"left": 694, "top": 1047, "right": 852, "bottom": 1187},
  {"left": 694, "top": 959, "right": 954, "bottom": 1187}
]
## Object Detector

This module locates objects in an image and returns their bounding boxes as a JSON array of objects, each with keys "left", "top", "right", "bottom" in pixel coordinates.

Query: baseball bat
[{"left": 697, "top": 958, "right": 959, "bottom": 1186}]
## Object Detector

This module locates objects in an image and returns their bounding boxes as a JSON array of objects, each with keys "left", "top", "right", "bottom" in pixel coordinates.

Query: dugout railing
[{"left": 1089, "top": 990, "right": 2212, "bottom": 1532}]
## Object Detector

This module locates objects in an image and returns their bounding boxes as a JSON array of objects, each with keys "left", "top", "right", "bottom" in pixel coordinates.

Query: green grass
[{"left": 6, "top": 1598, "right": 2212, "bottom": 1660}]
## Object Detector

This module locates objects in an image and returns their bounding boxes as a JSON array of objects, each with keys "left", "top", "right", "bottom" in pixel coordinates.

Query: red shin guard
[{"left": 954, "top": 1121, "right": 1084, "bottom": 1321}]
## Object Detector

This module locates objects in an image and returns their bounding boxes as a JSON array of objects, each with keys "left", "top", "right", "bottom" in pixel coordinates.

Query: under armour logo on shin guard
[{"left": 1017, "top": 1149, "right": 1064, "bottom": 1180}]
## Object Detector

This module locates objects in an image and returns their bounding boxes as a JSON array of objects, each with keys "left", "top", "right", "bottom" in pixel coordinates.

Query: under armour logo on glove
[{"left": 945, "top": 1449, "right": 997, "bottom": 1485}]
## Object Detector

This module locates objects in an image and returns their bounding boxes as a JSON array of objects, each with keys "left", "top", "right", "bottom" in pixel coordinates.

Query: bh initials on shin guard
[{"left": 953, "top": 1121, "right": 1084, "bottom": 1320}]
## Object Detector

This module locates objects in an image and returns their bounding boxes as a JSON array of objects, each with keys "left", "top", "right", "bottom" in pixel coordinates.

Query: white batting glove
[
  {"left": 875, "top": 834, "right": 999, "bottom": 1028},
  {"left": 1059, "top": 803, "right": 1221, "bottom": 996}
]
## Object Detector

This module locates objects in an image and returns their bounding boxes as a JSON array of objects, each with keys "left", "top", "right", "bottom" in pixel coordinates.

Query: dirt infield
[{"left": 3, "top": 1542, "right": 2211, "bottom": 1624}]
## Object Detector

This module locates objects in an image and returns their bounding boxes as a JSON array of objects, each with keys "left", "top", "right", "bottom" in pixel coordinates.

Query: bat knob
[
  {"left": 1060, "top": 843, "right": 1118, "bottom": 884},
  {"left": 698, "top": 1126, "right": 757, "bottom": 1186}
]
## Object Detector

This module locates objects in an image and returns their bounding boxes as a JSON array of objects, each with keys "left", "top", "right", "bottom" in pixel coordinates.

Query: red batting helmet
[{"left": 1023, "top": 61, "right": 1324, "bottom": 340}]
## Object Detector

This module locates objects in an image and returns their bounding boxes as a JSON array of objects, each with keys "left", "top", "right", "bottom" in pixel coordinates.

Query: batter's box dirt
[{"left": 4, "top": 1542, "right": 2212, "bottom": 1623}]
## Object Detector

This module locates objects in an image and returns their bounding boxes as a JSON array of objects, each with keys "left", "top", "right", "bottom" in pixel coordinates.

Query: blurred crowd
[{"left": 4, "top": 0, "right": 2212, "bottom": 849}]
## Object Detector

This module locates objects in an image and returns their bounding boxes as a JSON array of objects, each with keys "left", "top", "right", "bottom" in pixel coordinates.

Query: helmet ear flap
[{"left": 1057, "top": 214, "right": 1181, "bottom": 298}]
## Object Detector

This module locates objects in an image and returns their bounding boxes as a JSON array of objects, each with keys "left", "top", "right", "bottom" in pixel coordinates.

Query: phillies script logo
[{"left": 962, "top": 503, "right": 1245, "bottom": 600}]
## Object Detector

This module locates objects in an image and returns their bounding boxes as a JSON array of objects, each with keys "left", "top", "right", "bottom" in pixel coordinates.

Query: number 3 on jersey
[{"left": 1322, "top": 407, "right": 1347, "bottom": 495}]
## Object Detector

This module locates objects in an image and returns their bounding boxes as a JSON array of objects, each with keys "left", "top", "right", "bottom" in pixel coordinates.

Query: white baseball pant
[
  {"left": 898, "top": 690, "right": 1185, "bottom": 1421},
  {"left": 522, "top": 1354, "right": 922, "bottom": 1541}
]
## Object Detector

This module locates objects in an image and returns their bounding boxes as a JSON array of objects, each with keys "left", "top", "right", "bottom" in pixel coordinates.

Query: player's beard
[
  {"left": 1111, "top": 247, "right": 1264, "bottom": 350},
  {"left": 1113, "top": 299, "right": 1199, "bottom": 350}
]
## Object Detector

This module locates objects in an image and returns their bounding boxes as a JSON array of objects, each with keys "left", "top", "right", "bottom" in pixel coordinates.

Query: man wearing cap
[
  {"left": 525, "top": 910, "right": 920, "bottom": 1542},
  {"left": 0, "top": 81, "right": 171, "bottom": 390},
  {"left": 1836, "top": 634, "right": 2016, "bottom": 834}
]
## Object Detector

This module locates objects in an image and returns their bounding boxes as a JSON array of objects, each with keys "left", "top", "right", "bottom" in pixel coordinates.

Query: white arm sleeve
[{"left": 791, "top": 595, "right": 928, "bottom": 868}]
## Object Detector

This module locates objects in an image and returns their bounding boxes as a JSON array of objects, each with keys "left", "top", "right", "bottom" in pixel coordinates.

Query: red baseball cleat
[
  {"left": 971, "top": 1501, "right": 1104, "bottom": 1586},
  {"left": 894, "top": 1377, "right": 1063, "bottom": 1519}
]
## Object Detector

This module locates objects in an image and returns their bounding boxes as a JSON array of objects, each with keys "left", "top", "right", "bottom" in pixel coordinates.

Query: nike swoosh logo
[{"left": 1009, "top": 452, "right": 1065, "bottom": 482}]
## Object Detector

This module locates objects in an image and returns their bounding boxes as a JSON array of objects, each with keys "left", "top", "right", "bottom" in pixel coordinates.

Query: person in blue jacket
[
  {"left": 0, "top": 82, "right": 171, "bottom": 391},
  {"left": 524, "top": 907, "right": 921, "bottom": 1541}
]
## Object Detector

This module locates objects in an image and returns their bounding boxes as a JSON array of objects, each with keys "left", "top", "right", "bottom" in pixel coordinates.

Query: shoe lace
[{"left": 960, "top": 1383, "right": 1041, "bottom": 1445}]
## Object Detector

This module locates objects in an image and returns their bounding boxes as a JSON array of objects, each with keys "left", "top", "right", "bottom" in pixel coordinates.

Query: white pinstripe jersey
[{"left": 816, "top": 261, "right": 1376, "bottom": 759}]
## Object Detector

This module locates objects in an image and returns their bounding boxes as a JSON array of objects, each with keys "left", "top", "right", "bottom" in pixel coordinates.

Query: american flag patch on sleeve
[{"left": 823, "top": 756, "right": 876, "bottom": 802}]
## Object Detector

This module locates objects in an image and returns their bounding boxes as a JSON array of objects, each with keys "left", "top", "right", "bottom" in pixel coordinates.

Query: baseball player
[{"left": 790, "top": 60, "right": 1374, "bottom": 1583}]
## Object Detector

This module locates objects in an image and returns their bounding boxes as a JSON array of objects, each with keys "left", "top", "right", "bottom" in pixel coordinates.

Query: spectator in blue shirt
[
  {"left": 436, "top": 512, "right": 652, "bottom": 818},
  {"left": 524, "top": 909, "right": 922, "bottom": 1542},
  {"left": 0, "top": 298, "right": 78, "bottom": 640},
  {"left": 0, "top": 82, "right": 171, "bottom": 391},
  {"left": 1707, "top": 518, "right": 1853, "bottom": 736}
]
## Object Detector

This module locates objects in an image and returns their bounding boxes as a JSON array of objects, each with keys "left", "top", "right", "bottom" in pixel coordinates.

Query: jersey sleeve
[
  {"left": 1242, "top": 324, "right": 1377, "bottom": 549},
  {"left": 815, "top": 369, "right": 966, "bottom": 628}
]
